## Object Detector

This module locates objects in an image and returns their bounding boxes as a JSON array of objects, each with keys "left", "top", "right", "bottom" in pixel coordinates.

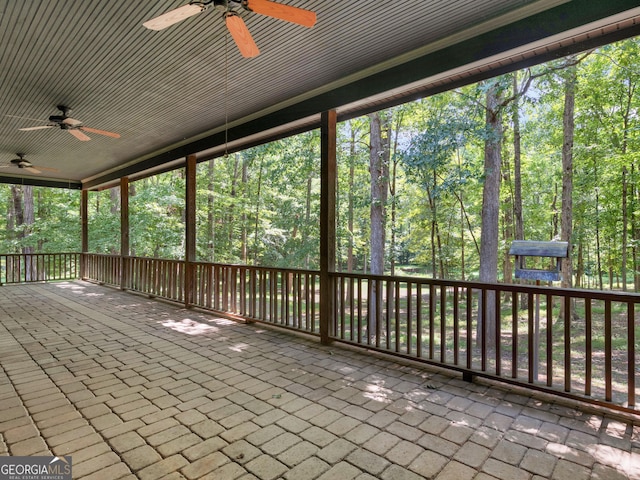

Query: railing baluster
[
  {"left": 357, "top": 278, "right": 362, "bottom": 344},
  {"left": 441, "top": 286, "right": 448, "bottom": 363},
  {"left": 407, "top": 282, "right": 413, "bottom": 356},
  {"left": 528, "top": 292, "right": 534, "bottom": 383},
  {"left": 467, "top": 288, "right": 472, "bottom": 370},
  {"left": 564, "top": 295, "right": 571, "bottom": 393},
  {"left": 339, "top": 277, "right": 345, "bottom": 339},
  {"left": 605, "top": 300, "right": 612, "bottom": 402},
  {"left": 394, "top": 280, "right": 400, "bottom": 352},
  {"left": 429, "top": 284, "right": 435, "bottom": 360},
  {"left": 495, "top": 290, "right": 501, "bottom": 377},
  {"left": 628, "top": 302, "right": 635, "bottom": 407},
  {"left": 284, "top": 271, "right": 289, "bottom": 326},
  {"left": 417, "top": 283, "right": 422, "bottom": 358},
  {"left": 481, "top": 289, "right": 487, "bottom": 372},
  {"left": 385, "top": 279, "right": 392, "bottom": 350},
  {"left": 546, "top": 293, "right": 553, "bottom": 387},
  {"left": 453, "top": 286, "right": 459, "bottom": 365},
  {"left": 349, "top": 277, "right": 354, "bottom": 341},
  {"left": 512, "top": 292, "right": 518, "bottom": 379}
]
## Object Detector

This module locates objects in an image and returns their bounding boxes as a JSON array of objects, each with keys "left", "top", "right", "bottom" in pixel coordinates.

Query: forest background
[{"left": 2, "top": 37, "right": 640, "bottom": 293}]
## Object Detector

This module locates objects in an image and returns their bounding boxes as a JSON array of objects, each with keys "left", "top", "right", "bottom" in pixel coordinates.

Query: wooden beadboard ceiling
[{"left": 0, "top": 0, "right": 639, "bottom": 189}]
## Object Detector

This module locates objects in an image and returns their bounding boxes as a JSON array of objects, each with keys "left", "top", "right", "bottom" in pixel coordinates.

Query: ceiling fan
[
  {"left": 0, "top": 154, "right": 59, "bottom": 175},
  {"left": 143, "top": 0, "right": 317, "bottom": 58},
  {"left": 16, "top": 105, "right": 121, "bottom": 141}
]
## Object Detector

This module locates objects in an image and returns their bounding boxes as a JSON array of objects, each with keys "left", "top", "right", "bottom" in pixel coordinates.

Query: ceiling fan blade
[
  {"left": 226, "top": 13, "right": 260, "bottom": 58},
  {"left": 32, "top": 166, "right": 59, "bottom": 173},
  {"left": 19, "top": 125, "right": 55, "bottom": 131},
  {"left": 245, "top": 0, "right": 316, "bottom": 27},
  {"left": 80, "top": 126, "right": 121, "bottom": 139},
  {"left": 143, "top": 3, "right": 206, "bottom": 30},
  {"left": 24, "top": 167, "right": 42, "bottom": 174},
  {"left": 68, "top": 129, "right": 91, "bottom": 141}
]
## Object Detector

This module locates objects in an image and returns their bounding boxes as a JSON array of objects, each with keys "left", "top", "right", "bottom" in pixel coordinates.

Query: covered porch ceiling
[{"left": 1, "top": 0, "right": 640, "bottom": 190}]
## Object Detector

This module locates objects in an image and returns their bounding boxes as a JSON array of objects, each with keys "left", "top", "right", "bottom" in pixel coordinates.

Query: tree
[
  {"left": 561, "top": 61, "right": 577, "bottom": 290},
  {"left": 478, "top": 78, "right": 505, "bottom": 347},
  {"left": 369, "top": 111, "right": 390, "bottom": 276}
]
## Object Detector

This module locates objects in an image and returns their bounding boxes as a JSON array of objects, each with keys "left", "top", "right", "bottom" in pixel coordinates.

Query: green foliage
[{"left": 0, "top": 186, "right": 80, "bottom": 253}]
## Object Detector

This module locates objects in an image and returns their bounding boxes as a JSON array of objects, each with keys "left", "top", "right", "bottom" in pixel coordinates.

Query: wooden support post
[
  {"left": 320, "top": 110, "right": 337, "bottom": 345},
  {"left": 121, "top": 177, "right": 130, "bottom": 290},
  {"left": 185, "top": 154, "right": 197, "bottom": 308},
  {"left": 80, "top": 189, "right": 88, "bottom": 279}
]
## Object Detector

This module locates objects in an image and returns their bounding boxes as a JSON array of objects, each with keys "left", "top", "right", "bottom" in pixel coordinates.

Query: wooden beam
[
  {"left": 185, "top": 154, "right": 197, "bottom": 308},
  {"left": 121, "top": 177, "right": 129, "bottom": 290},
  {"left": 320, "top": 110, "right": 337, "bottom": 345},
  {"left": 80, "top": 189, "right": 88, "bottom": 279},
  {"left": 0, "top": 176, "right": 82, "bottom": 189}
]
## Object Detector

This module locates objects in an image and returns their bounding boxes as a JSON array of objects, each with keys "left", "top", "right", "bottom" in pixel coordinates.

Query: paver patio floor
[{"left": 0, "top": 281, "right": 639, "bottom": 479}]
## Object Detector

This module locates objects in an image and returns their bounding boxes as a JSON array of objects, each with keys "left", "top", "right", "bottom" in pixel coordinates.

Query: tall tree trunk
[
  {"left": 501, "top": 161, "right": 513, "bottom": 303},
  {"left": 513, "top": 72, "right": 524, "bottom": 243},
  {"left": 622, "top": 167, "right": 628, "bottom": 291},
  {"left": 389, "top": 110, "right": 403, "bottom": 277},
  {"left": 621, "top": 66, "right": 634, "bottom": 291},
  {"left": 253, "top": 158, "right": 264, "bottom": 265},
  {"left": 369, "top": 112, "right": 389, "bottom": 275},
  {"left": 304, "top": 173, "right": 312, "bottom": 269},
  {"left": 595, "top": 181, "right": 603, "bottom": 290},
  {"left": 368, "top": 111, "right": 390, "bottom": 340},
  {"left": 110, "top": 187, "right": 119, "bottom": 215},
  {"left": 110, "top": 187, "right": 120, "bottom": 255},
  {"left": 575, "top": 240, "right": 584, "bottom": 288},
  {"left": 226, "top": 154, "right": 240, "bottom": 252},
  {"left": 7, "top": 191, "right": 15, "bottom": 245},
  {"left": 551, "top": 183, "right": 559, "bottom": 239},
  {"left": 635, "top": 163, "right": 640, "bottom": 291},
  {"left": 208, "top": 158, "right": 215, "bottom": 262},
  {"left": 561, "top": 64, "right": 576, "bottom": 291},
  {"left": 426, "top": 182, "right": 437, "bottom": 278},
  {"left": 347, "top": 120, "right": 356, "bottom": 273},
  {"left": 128, "top": 182, "right": 136, "bottom": 257},
  {"left": 478, "top": 80, "right": 503, "bottom": 348},
  {"left": 23, "top": 185, "right": 35, "bottom": 279},
  {"left": 459, "top": 150, "right": 466, "bottom": 282},
  {"left": 9, "top": 186, "right": 23, "bottom": 280},
  {"left": 241, "top": 156, "right": 248, "bottom": 263},
  {"left": 390, "top": 154, "right": 397, "bottom": 276}
]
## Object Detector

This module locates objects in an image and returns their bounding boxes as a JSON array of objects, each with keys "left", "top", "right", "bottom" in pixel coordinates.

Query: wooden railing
[
  {"left": 0, "top": 253, "right": 79, "bottom": 284},
  {"left": 83, "top": 253, "right": 121, "bottom": 287},
  {"left": 13, "top": 252, "right": 640, "bottom": 413},
  {"left": 332, "top": 272, "right": 640, "bottom": 412},
  {"left": 82, "top": 255, "right": 320, "bottom": 335},
  {"left": 127, "top": 256, "right": 185, "bottom": 303},
  {"left": 192, "top": 262, "right": 320, "bottom": 334}
]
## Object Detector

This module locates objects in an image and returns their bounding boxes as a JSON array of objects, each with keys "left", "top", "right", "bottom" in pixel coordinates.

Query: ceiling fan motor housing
[{"left": 11, "top": 158, "right": 30, "bottom": 168}]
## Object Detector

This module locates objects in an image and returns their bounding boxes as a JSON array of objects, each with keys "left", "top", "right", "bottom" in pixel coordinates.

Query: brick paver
[{"left": 0, "top": 281, "right": 639, "bottom": 479}]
